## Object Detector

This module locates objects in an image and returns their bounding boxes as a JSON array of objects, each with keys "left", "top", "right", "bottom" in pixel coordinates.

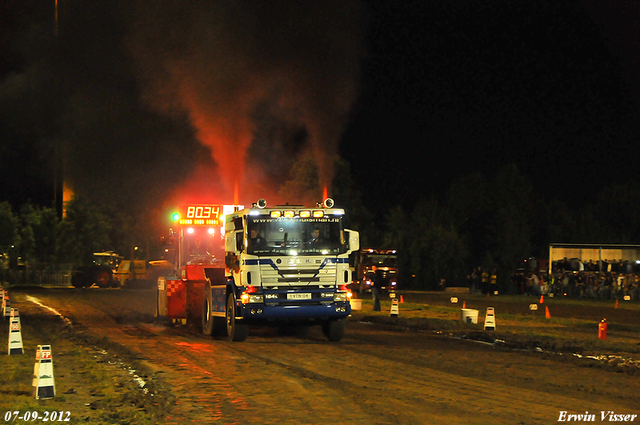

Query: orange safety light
[
  {"left": 300, "top": 210, "right": 311, "bottom": 218},
  {"left": 313, "top": 210, "right": 324, "bottom": 218},
  {"left": 270, "top": 211, "right": 282, "bottom": 218},
  {"left": 284, "top": 210, "right": 295, "bottom": 218}
]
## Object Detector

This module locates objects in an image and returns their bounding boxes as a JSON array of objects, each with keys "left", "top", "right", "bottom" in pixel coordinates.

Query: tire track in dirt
[
  {"left": 228, "top": 332, "right": 609, "bottom": 425},
  {"left": 21, "top": 292, "right": 376, "bottom": 423},
  {"left": 231, "top": 322, "right": 639, "bottom": 424},
  {"left": 126, "top": 327, "right": 377, "bottom": 424},
  {"left": 20, "top": 289, "right": 640, "bottom": 425}
]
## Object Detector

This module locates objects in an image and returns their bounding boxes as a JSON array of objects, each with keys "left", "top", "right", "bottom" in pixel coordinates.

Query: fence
[{"left": 39, "top": 264, "right": 74, "bottom": 286}]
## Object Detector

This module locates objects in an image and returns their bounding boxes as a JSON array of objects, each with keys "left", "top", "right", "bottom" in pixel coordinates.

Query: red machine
[{"left": 157, "top": 203, "right": 240, "bottom": 323}]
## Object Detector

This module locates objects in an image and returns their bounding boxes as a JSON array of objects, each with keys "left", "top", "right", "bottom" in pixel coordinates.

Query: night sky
[{"left": 1, "top": 0, "right": 639, "bottom": 221}]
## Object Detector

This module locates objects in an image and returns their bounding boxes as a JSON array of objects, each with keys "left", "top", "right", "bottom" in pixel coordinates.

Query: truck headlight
[
  {"left": 334, "top": 292, "right": 348, "bottom": 302},
  {"left": 241, "top": 293, "right": 264, "bottom": 304}
]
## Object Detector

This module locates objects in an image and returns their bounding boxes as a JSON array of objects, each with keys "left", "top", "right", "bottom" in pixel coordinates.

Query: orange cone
[
  {"left": 540, "top": 295, "right": 544, "bottom": 304},
  {"left": 545, "top": 306, "right": 551, "bottom": 319},
  {"left": 462, "top": 300, "right": 466, "bottom": 309},
  {"left": 400, "top": 295, "right": 404, "bottom": 303},
  {"left": 615, "top": 299, "right": 619, "bottom": 309}
]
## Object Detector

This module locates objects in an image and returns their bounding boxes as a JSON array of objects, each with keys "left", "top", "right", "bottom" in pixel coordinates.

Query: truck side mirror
[
  {"left": 345, "top": 229, "right": 360, "bottom": 254},
  {"left": 225, "top": 232, "right": 236, "bottom": 253}
]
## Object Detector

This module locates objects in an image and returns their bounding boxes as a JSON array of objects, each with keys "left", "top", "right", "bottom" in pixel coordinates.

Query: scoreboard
[{"left": 176, "top": 204, "right": 222, "bottom": 226}]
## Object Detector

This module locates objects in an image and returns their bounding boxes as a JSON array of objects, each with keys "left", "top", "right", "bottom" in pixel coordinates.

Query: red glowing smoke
[{"left": 127, "top": 1, "right": 365, "bottom": 206}]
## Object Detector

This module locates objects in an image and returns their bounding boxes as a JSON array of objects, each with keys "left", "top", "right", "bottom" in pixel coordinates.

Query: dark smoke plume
[
  {"left": 0, "top": 0, "right": 365, "bottom": 217},
  {"left": 125, "top": 0, "right": 366, "bottom": 205}
]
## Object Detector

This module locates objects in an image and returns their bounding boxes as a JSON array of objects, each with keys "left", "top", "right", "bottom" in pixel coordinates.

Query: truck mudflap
[{"left": 238, "top": 302, "right": 351, "bottom": 320}]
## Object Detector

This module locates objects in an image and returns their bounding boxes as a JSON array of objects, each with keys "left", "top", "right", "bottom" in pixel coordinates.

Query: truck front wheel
[
  {"left": 322, "top": 319, "right": 345, "bottom": 342},
  {"left": 96, "top": 270, "right": 112, "bottom": 288},
  {"left": 226, "top": 292, "right": 248, "bottom": 342}
]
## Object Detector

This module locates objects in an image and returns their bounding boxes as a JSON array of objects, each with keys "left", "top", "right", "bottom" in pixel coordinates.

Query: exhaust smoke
[{"left": 126, "top": 0, "right": 366, "bottom": 205}]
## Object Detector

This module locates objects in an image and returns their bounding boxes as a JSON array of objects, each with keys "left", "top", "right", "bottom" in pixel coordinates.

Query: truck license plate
[{"left": 287, "top": 293, "right": 311, "bottom": 300}]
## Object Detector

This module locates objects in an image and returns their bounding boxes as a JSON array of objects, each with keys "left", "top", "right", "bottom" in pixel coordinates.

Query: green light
[{"left": 172, "top": 213, "right": 180, "bottom": 221}]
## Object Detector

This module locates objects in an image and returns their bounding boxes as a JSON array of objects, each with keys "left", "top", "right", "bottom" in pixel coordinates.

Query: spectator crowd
[
  {"left": 466, "top": 258, "right": 640, "bottom": 300},
  {"left": 511, "top": 257, "right": 640, "bottom": 300}
]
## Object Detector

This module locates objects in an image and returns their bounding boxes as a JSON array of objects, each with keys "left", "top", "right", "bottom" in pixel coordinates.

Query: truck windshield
[
  {"left": 247, "top": 216, "right": 346, "bottom": 255},
  {"left": 364, "top": 254, "right": 398, "bottom": 268}
]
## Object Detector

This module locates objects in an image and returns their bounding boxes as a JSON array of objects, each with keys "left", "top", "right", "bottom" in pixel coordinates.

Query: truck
[
  {"left": 158, "top": 198, "right": 360, "bottom": 342},
  {"left": 71, "top": 251, "right": 123, "bottom": 288},
  {"left": 114, "top": 259, "right": 174, "bottom": 289},
  {"left": 351, "top": 248, "right": 399, "bottom": 294}
]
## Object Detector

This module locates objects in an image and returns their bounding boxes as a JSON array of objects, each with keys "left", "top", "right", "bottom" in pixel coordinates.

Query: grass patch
[
  {"left": 0, "top": 316, "right": 172, "bottom": 424},
  {"left": 350, "top": 296, "right": 640, "bottom": 372}
]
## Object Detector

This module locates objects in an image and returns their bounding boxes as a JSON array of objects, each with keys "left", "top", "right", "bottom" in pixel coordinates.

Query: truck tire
[
  {"left": 203, "top": 286, "right": 215, "bottom": 335},
  {"left": 226, "top": 292, "right": 248, "bottom": 342},
  {"left": 322, "top": 319, "right": 345, "bottom": 342},
  {"left": 71, "top": 273, "right": 86, "bottom": 288},
  {"left": 96, "top": 269, "right": 112, "bottom": 288}
]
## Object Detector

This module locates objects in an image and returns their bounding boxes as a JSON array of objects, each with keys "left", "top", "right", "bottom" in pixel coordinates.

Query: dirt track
[{"left": 10, "top": 288, "right": 640, "bottom": 424}]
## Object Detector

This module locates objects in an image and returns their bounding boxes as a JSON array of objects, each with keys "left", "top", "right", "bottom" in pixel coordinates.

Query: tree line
[
  {"left": 0, "top": 197, "right": 160, "bottom": 285},
  {"left": 343, "top": 164, "right": 640, "bottom": 292},
  {"left": 2, "top": 162, "right": 639, "bottom": 291}
]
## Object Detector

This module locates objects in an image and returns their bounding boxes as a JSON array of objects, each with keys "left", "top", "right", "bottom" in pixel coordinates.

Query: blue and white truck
[{"left": 202, "top": 198, "right": 359, "bottom": 341}]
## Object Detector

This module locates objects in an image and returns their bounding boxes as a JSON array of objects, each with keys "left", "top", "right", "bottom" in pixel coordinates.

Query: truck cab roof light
[
  {"left": 284, "top": 210, "right": 295, "bottom": 218},
  {"left": 300, "top": 210, "right": 311, "bottom": 218},
  {"left": 313, "top": 210, "right": 324, "bottom": 218},
  {"left": 270, "top": 211, "right": 281, "bottom": 218}
]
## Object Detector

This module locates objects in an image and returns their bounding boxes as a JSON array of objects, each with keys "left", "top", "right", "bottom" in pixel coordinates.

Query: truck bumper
[{"left": 239, "top": 302, "right": 351, "bottom": 321}]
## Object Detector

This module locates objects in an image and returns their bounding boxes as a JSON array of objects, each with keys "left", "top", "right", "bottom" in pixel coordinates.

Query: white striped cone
[
  {"left": 484, "top": 307, "right": 496, "bottom": 331},
  {"left": 8, "top": 309, "right": 23, "bottom": 355},
  {"left": 33, "top": 345, "right": 55, "bottom": 399},
  {"left": 389, "top": 298, "right": 399, "bottom": 317}
]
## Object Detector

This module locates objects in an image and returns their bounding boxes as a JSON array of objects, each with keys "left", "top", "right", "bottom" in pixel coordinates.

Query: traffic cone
[
  {"left": 33, "top": 345, "right": 55, "bottom": 399},
  {"left": 598, "top": 318, "right": 607, "bottom": 340},
  {"left": 540, "top": 295, "right": 544, "bottom": 304},
  {"left": 400, "top": 295, "right": 404, "bottom": 303},
  {"left": 615, "top": 299, "right": 619, "bottom": 309},
  {"left": 4, "top": 294, "right": 11, "bottom": 318},
  {"left": 389, "top": 298, "right": 399, "bottom": 317},
  {"left": 545, "top": 306, "right": 551, "bottom": 319},
  {"left": 484, "top": 307, "right": 496, "bottom": 330},
  {"left": 8, "top": 308, "right": 23, "bottom": 355},
  {"left": 2, "top": 293, "right": 10, "bottom": 317},
  {"left": 462, "top": 300, "right": 466, "bottom": 309}
]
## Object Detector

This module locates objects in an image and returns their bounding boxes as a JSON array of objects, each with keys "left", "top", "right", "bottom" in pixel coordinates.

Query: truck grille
[{"left": 260, "top": 261, "right": 337, "bottom": 286}]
